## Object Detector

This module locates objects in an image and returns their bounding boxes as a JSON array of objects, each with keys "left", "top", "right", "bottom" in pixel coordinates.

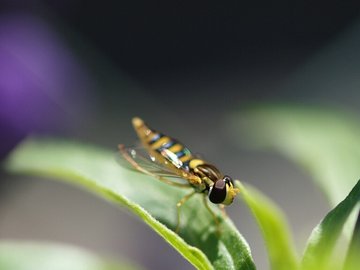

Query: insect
[{"left": 117, "top": 117, "right": 240, "bottom": 233}]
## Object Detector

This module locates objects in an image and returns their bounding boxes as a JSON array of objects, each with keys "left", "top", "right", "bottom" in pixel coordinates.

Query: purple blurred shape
[{"left": 0, "top": 13, "right": 92, "bottom": 159}]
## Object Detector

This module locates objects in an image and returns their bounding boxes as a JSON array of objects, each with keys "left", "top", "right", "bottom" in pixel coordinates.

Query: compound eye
[
  {"left": 209, "top": 180, "right": 227, "bottom": 204},
  {"left": 223, "top": 175, "right": 233, "bottom": 185}
]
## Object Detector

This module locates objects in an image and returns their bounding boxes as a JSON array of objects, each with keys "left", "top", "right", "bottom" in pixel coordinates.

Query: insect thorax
[{"left": 190, "top": 162, "right": 223, "bottom": 191}]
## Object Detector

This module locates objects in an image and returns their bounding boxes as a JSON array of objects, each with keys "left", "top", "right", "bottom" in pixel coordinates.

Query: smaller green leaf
[
  {"left": 301, "top": 180, "right": 360, "bottom": 270},
  {"left": 343, "top": 211, "right": 360, "bottom": 270},
  {"left": 0, "top": 241, "right": 141, "bottom": 270},
  {"left": 236, "top": 181, "right": 299, "bottom": 270}
]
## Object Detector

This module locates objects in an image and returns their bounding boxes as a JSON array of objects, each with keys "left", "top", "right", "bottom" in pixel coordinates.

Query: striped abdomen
[{"left": 132, "top": 117, "right": 205, "bottom": 172}]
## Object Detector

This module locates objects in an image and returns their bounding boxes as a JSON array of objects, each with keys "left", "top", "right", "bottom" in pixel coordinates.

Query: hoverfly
[{"left": 117, "top": 117, "right": 240, "bottom": 232}]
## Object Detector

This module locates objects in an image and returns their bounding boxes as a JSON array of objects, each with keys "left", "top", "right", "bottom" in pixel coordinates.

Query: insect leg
[
  {"left": 118, "top": 144, "right": 190, "bottom": 188},
  {"left": 219, "top": 204, "right": 228, "bottom": 217},
  {"left": 175, "top": 191, "right": 196, "bottom": 233},
  {"left": 203, "top": 195, "right": 221, "bottom": 235}
]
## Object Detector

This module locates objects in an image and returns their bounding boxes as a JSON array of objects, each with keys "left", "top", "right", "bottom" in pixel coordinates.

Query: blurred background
[{"left": 1, "top": 1, "right": 360, "bottom": 269}]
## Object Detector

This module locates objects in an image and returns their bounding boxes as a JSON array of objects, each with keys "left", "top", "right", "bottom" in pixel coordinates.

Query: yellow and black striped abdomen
[
  {"left": 133, "top": 117, "right": 195, "bottom": 171},
  {"left": 149, "top": 133, "right": 194, "bottom": 170}
]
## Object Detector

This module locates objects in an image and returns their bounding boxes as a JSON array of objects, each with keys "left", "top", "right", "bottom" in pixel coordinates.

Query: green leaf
[
  {"left": 343, "top": 211, "right": 360, "bottom": 270},
  {"left": 229, "top": 105, "right": 360, "bottom": 206},
  {"left": 237, "top": 181, "right": 299, "bottom": 270},
  {"left": 0, "top": 240, "right": 141, "bottom": 270},
  {"left": 301, "top": 180, "right": 360, "bottom": 270},
  {"left": 4, "top": 137, "right": 256, "bottom": 270}
]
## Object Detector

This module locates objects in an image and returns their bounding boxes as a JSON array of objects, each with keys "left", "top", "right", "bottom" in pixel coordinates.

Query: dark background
[{"left": 1, "top": 1, "right": 360, "bottom": 269}]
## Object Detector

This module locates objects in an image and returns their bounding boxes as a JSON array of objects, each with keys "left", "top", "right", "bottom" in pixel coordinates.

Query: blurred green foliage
[
  {"left": 230, "top": 105, "right": 360, "bottom": 205},
  {"left": 0, "top": 241, "right": 141, "bottom": 270}
]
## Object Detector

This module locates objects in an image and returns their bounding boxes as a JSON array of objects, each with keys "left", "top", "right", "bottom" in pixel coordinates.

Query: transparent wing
[{"left": 116, "top": 144, "right": 190, "bottom": 180}]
